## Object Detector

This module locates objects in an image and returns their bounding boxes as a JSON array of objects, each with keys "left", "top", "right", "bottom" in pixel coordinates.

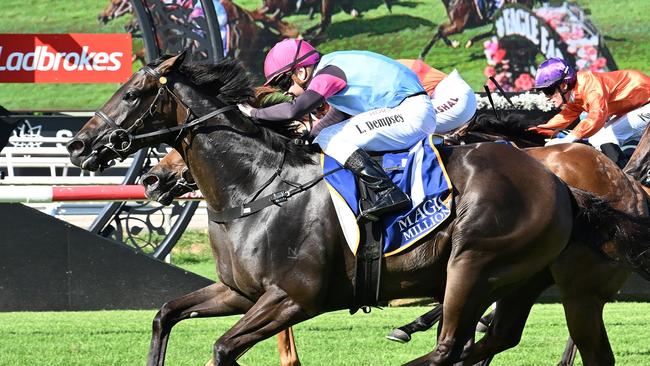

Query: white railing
[{"left": 0, "top": 135, "right": 150, "bottom": 185}]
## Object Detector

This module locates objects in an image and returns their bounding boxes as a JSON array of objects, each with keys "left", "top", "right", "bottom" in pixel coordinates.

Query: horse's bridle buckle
[{"left": 271, "top": 191, "right": 290, "bottom": 205}]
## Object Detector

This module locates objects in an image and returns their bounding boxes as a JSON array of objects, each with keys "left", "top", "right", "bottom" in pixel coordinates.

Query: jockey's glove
[{"left": 545, "top": 133, "right": 578, "bottom": 146}]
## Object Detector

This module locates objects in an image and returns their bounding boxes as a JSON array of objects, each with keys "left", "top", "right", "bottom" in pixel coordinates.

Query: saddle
[{"left": 322, "top": 135, "right": 453, "bottom": 312}]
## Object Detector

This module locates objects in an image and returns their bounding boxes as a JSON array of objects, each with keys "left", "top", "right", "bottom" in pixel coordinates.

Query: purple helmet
[{"left": 534, "top": 58, "right": 576, "bottom": 89}]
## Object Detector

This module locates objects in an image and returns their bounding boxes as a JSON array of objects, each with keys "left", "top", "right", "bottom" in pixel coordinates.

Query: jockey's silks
[{"left": 314, "top": 51, "right": 425, "bottom": 116}]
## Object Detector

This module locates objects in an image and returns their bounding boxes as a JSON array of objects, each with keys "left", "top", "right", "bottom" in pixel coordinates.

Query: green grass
[
  {"left": 0, "top": 303, "right": 649, "bottom": 365},
  {"left": 2, "top": 0, "right": 650, "bottom": 110}
]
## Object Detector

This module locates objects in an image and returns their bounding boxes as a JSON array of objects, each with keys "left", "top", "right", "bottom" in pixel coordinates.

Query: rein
[
  {"left": 92, "top": 63, "right": 342, "bottom": 222},
  {"left": 86, "top": 65, "right": 236, "bottom": 169}
]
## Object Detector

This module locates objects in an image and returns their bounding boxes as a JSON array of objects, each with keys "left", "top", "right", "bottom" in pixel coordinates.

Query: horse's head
[
  {"left": 67, "top": 53, "right": 188, "bottom": 171},
  {"left": 141, "top": 149, "right": 196, "bottom": 205},
  {"left": 624, "top": 123, "right": 650, "bottom": 186},
  {"left": 98, "top": 0, "right": 132, "bottom": 24}
]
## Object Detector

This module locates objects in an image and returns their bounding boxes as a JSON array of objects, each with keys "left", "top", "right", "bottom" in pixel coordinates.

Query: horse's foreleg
[
  {"left": 405, "top": 259, "right": 491, "bottom": 366},
  {"left": 147, "top": 282, "right": 254, "bottom": 366},
  {"left": 560, "top": 293, "right": 614, "bottom": 365},
  {"left": 277, "top": 326, "right": 301, "bottom": 366},
  {"left": 419, "top": 32, "right": 441, "bottom": 60},
  {"left": 387, "top": 304, "right": 443, "bottom": 343},
  {"left": 213, "top": 285, "right": 311, "bottom": 366},
  {"left": 460, "top": 269, "right": 553, "bottom": 365}
]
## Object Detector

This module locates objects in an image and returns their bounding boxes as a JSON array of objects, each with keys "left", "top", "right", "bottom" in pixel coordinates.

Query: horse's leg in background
[
  {"left": 419, "top": 31, "right": 442, "bottom": 59},
  {"left": 558, "top": 337, "right": 578, "bottom": 366},
  {"left": 386, "top": 304, "right": 443, "bottom": 343},
  {"left": 460, "top": 269, "right": 553, "bottom": 366},
  {"left": 304, "top": 0, "right": 332, "bottom": 41},
  {"left": 339, "top": 0, "right": 360, "bottom": 17},
  {"left": 419, "top": 13, "right": 467, "bottom": 58},
  {"left": 465, "top": 29, "right": 494, "bottom": 48},
  {"left": 277, "top": 327, "right": 301, "bottom": 366},
  {"left": 147, "top": 283, "right": 254, "bottom": 366},
  {"left": 551, "top": 245, "right": 628, "bottom": 366},
  {"left": 213, "top": 285, "right": 311, "bottom": 366}
]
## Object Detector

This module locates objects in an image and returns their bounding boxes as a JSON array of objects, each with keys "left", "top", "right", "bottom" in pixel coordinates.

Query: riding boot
[
  {"left": 600, "top": 143, "right": 627, "bottom": 168},
  {"left": 344, "top": 149, "right": 410, "bottom": 221}
]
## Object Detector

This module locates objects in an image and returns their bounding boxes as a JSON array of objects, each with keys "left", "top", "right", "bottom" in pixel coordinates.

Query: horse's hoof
[
  {"left": 386, "top": 328, "right": 411, "bottom": 343},
  {"left": 465, "top": 40, "right": 473, "bottom": 48},
  {"left": 350, "top": 9, "right": 360, "bottom": 17},
  {"left": 451, "top": 40, "right": 460, "bottom": 48}
]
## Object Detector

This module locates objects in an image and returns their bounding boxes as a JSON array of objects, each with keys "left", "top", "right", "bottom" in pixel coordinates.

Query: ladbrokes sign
[{"left": 0, "top": 34, "right": 132, "bottom": 83}]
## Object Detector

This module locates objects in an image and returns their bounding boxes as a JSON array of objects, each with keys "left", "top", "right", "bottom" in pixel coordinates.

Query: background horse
[
  {"left": 98, "top": 0, "right": 299, "bottom": 71},
  {"left": 391, "top": 142, "right": 650, "bottom": 365},
  {"left": 250, "top": 0, "right": 365, "bottom": 42},
  {"left": 67, "top": 55, "right": 633, "bottom": 365},
  {"left": 419, "top": 0, "right": 537, "bottom": 58}
]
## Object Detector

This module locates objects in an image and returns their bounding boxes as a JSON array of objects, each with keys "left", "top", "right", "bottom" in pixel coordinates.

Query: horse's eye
[{"left": 123, "top": 91, "right": 138, "bottom": 102}]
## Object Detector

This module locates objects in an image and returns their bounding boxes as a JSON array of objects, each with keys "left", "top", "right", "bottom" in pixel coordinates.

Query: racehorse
[
  {"left": 98, "top": 0, "right": 299, "bottom": 70},
  {"left": 67, "top": 54, "right": 636, "bottom": 365},
  {"left": 419, "top": 0, "right": 537, "bottom": 58},
  {"left": 143, "top": 142, "right": 650, "bottom": 366},
  {"left": 390, "top": 142, "right": 650, "bottom": 365}
]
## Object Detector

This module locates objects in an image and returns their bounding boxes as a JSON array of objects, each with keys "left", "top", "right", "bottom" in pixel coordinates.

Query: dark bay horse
[
  {"left": 393, "top": 142, "right": 650, "bottom": 365},
  {"left": 145, "top": 143, "right": 650, "bottom": 366},
  {"left": 67, "top": 55, "right": 633, "bottom": 365},
  {"left": 419, "top": 0, "right": 537, "bottom": 58}
]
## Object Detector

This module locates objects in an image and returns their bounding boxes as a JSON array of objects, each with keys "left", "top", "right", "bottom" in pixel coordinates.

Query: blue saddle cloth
[{"left": 323, "top": 135, "right": 453, "bottom": 257}]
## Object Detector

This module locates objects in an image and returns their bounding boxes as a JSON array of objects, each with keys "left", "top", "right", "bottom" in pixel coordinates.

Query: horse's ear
[{"left": 157, "top": 50, "right": 188, "bottom": 75}]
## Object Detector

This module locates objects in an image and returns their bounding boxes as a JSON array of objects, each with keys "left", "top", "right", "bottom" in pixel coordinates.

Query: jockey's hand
[
  {"left": 526, "top": 125, "right": 556, "bottom": 137},
  {"left": 544, "top": 133, "right": 577, "bottom": 146},
  {"left": 237, "top": 103, "right": 254, "bottom": 117}
]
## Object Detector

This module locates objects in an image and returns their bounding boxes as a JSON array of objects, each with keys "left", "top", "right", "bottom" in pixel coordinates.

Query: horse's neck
[{"left": 179, "top": 125, "right": 319, "bottom": 211}]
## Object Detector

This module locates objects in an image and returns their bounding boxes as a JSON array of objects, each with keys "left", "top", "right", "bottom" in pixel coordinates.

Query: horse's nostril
[
  {"left": 142, "top": 174, "right": 160, "bottom": 190},
  {"left": 66, "top": 139, "right": 85, "bottom": 155}
]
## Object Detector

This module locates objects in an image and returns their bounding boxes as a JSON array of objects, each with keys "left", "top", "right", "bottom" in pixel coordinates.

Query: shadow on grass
[{"left": 327, "top": 14, "right": 434, "bottom": 38}]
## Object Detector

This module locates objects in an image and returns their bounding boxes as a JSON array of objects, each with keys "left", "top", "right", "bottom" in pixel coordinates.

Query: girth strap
[{"left": 207, "top": 166, "right": 343, "bottom": 222}]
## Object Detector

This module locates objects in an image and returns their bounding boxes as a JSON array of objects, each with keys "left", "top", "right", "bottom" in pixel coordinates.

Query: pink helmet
[{"left": 263, "top": 39, "right": 321, "bottom": 86}]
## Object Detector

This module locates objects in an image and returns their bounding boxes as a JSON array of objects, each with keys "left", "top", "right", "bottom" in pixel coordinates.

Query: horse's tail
[{"left": 569, "top": 187, "right": 650, "bottom": 281}]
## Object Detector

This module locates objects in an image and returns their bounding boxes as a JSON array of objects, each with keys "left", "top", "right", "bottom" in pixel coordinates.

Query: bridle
[
  {"left": 89, "top": 62, "right": 340, "bottom": 222},
  {"left": 85, "top": 65, "right": 236, "bottom": 170}
]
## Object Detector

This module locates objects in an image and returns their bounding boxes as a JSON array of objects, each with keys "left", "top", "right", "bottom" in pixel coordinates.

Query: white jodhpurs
[
  {"left": 314, "top": 94, "right": 436, "bottom": 164},
  {"left": 588, "top": 102, "right": 650, "bottom": 148},
  {"left": 430, "top": 69, "right": 477, "bottom": 133}
]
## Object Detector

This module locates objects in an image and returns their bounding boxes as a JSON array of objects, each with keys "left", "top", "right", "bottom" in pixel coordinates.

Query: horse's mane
[
  {"left": 156, "top": 57, "right": 316, "bottom": 164},
  {"left": 466, "top": 110, "right": 556, "bottom": 146},
  {"left": 177, "top": 58, "right": 255, "bottom": 105}
]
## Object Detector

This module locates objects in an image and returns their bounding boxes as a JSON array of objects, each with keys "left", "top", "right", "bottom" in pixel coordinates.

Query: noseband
[{"left": 86, "top": 65, "right": 236, "bottom": 169}]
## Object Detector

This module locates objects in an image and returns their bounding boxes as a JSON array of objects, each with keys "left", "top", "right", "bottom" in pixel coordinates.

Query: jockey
[
  {"left": 397, "top": 59, "right": 476, "bottom": 133},
  {"left": 529, "top": 58, "right": 650, "bottom": 151},
  {"left": 238, "top": 39, "right": 436, "bottom": 220}
]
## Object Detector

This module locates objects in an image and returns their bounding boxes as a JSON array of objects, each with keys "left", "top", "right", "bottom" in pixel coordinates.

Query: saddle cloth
[{"left": 322, "top": 135, "right": 453, "bottom": 257}]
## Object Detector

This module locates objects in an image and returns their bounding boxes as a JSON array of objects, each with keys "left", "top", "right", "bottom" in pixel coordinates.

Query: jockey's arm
[
  {"left": 251, "top": 90, "right": 324, "bottom": 121},
  {"left": 571, "top": 92, "right": 609, "bottom": 139},
  {"left": 251, "top": 65, "right": 347, "bottom": 121},
  {"left": 542, "top": 104, "right": 583, "bottom": 132},
  {"left": 310, "top": 107, "right": 350, "bottom": 138}
]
